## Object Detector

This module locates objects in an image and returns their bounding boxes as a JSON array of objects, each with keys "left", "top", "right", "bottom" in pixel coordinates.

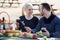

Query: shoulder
[
  {"left": 19, "top": 16, "right": 25, "bottom": 20},
  {"left": 52, "top": 12, "right": 60, "bottom": 22},
  {"left": 54, "top": 16, "right": 60, "bottom": 23},
  {"left": 55, "top": 16, "right": 60, "bottom": 21},
  {"left": 33, "top": 16, "right": 39, "bottom": 19},
  {"left": 39, "top": 17, "right": 45, "bottom": 21},
  {"left": 37, "top": 17, "right": 45, "bottom": 23},
  {"left": 19, "top": 16, "right": 25, "bottom": 18},
  {"left": 32, "top": 16, "right": 39, "bottom": 21}
]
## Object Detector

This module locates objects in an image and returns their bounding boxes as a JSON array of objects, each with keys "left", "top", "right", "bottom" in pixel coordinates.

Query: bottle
[
  {"left": 43, "top": 36, "right": 47, "bottom": 40},
  {"left": 0, "top": 19, "right": 3, "bottom": 30},
  {"left": 12, "top": 23, "right": 16, "bottom": 30},
  {"left": 2, "top": 17, "right": 5, "bottom": 30}
]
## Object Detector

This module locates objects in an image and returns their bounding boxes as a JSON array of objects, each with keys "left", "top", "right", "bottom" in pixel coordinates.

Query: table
[
  {"left": 0, "top": 37, "right": 38, "bottom": 40},
  {"left": 0, "top": 37, "right": 58, "bottom": 40}
]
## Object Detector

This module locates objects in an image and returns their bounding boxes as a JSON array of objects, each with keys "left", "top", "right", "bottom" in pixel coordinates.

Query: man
[{"left": 28, "top": 3, "right": 60, "bottom": 37}]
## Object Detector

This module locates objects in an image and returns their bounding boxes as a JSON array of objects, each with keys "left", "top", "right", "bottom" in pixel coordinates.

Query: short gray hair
[{"left": 23, "top": 3, "right": 32, "bottom": 9}]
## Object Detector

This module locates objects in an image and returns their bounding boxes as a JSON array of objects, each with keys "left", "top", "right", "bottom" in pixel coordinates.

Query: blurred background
[{"left": 0, "top": 0, "right": 60, "bottom": 23}]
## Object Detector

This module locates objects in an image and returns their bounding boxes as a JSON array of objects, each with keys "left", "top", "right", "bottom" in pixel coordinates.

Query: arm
[
  {"left": 31, "top": 18, "right": 44, "bottom": 33},
  {"left": 34, "top": 17, "right": 39, "bottom": 27},
  {"left": 18, "top": 16, "right": 26, "bottom": 31},
  {"left": 50, "top": 20, "right": 60, "bottom": 38}
]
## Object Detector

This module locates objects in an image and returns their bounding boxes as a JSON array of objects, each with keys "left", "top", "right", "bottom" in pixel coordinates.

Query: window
[{"left": 0, "top": 0, "right": 20, "bottom": 8}]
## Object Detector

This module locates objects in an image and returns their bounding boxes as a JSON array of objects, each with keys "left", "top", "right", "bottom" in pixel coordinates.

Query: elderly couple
[{"left": 17, "top": 3, "right": 60, "bottom": 38}]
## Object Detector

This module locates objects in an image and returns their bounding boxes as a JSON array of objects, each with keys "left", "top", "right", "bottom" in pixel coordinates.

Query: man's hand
[
  {"left": 25, "top": 26, "right": 32, "bottom": 33},
  {"left": 42, "top": 30, "right": 50, "bottom": 37}
]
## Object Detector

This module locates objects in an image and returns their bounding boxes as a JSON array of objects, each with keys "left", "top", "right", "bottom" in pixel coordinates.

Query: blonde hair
[
  {"left": 23, "top": 3, "right": 32, "bottom": 9},
  {"left": 22, "top": 3, "right": 32, "bottom": 16}
]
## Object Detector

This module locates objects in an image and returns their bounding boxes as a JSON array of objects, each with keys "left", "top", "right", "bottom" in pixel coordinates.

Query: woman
[{"left": 17, "top": 3, "right": 39, "bottom": 32}]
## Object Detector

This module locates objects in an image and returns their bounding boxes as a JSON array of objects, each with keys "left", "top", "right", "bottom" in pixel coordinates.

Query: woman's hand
[{"left": 25, "top": 26, "right": 32, "bottom": 33}]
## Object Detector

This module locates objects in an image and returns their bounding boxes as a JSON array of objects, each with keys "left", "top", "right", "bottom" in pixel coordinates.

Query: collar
[{"left": 44, "top": 12, "right": 56, "bottom": 24}]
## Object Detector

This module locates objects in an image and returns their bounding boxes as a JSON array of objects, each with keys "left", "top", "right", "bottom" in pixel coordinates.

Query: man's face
[{"left": 39, "top": 5, "right": 44, "bottom": 16}]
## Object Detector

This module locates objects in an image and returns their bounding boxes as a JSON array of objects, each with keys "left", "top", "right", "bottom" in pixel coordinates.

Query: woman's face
[{"left": 25, "top": 6, "right": 33, "bottom": 16}]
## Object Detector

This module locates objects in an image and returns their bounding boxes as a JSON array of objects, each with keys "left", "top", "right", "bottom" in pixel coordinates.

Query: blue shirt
[{"left": 32, "top": 13, "right": 60, "bottom": 37}]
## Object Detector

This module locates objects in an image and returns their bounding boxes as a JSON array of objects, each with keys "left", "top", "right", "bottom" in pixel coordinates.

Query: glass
[
  {"left": 0, "top": 23, "right": 10, "bottom": 30},
  {"left": 0, "top": 25, "right": 3, "bottom": 30},
  {"left": 41, "top": 27, "right": 46, "bottom": 30},
  {"left": 41, "top": 27, "right": 46, "bottom": 32},
  {"left": 16, "top": 19, "right": 20, "bottom": 23},
  {"left": 5, "top": 23, "right": 10, "bottom": 29}
]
